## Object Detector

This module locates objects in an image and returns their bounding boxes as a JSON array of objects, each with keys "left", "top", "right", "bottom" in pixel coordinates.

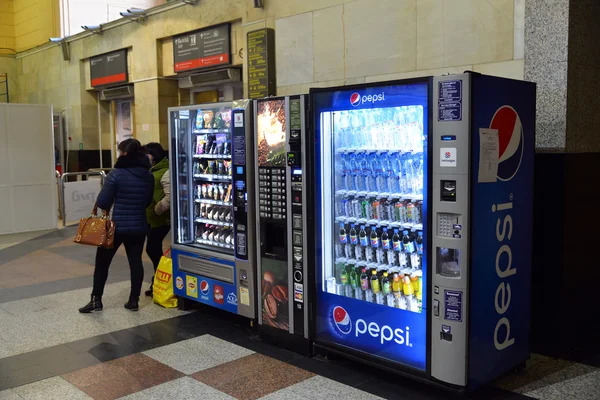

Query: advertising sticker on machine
[
  {"left": 444, "top": 290, "right": 463, "bottom": 322},
  {"left": 438, "top": 80, "right": 462, "bottom": 121}
]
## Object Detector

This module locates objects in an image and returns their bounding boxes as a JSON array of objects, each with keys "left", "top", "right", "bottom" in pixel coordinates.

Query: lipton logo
[
  {"left": 491, "top": 106, "right": 524, "bottom": 181},
  {"left": 214, "top": 285, "right": 224, "bottom": 304},
  {"left": 156, "top": 270, "right": 172, "bottom": 283}
]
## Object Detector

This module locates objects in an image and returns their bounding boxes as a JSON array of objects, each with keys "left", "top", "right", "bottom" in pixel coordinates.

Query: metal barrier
[
  {"left": 56, "top": 170, "right": 62, "bottom": 220},
  {"left": 60, "top": 171, "right": 106, "bottom": 227}
]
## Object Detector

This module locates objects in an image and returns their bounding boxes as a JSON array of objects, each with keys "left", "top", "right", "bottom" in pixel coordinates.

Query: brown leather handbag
[{"left": 74, "top": 203, "right": 116, "bottom": 249}]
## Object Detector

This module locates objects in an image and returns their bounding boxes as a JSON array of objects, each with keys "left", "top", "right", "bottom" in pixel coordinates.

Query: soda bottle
[
  {"left": 349, "top": 224, "right": 358, "bottom": 245},
  {"left": 339, "top": 223, "right": 348, "bottom": 244},
  {"left": 395, "top": 201, "right": 405, "bottom": 223},
  {"left": 381, "top": 272, "right": 391, "bottom": 295},
  {"left": 359, "top": 225, "right": 368, "bottom": 247},
  {"left": 406, "top": 202, "right": 414, "bottom": 223},
  {"left": 370, "top": 270, "right": 381, "bottom": 294},
  {"left": 361, "top": 198, "right": 371, "bottom": 219},
  {"left": 340, "top": 264, "right": 349, "bottom": 286},
  {"left": 371, "top": 200, "right": 380, "bottom": 221},
  {"left": 381, "top": 228, "right": 391, "bottom": 250},
  {"left": 413, "top": 201, "right": 421, "bottom": 224},
  {"left": 360, "top": 267, "right": 369, "bottom": 291},
  {"left": 370, "top": 227, "right": 380, "bottom": 249},
  {"left": 402, "top": 230, "right": 415, "bottom": 253},
  {"left": 392, "top": 272, "right": 402, "bottom": 294},
  {"left": 378, "top": 152, "right": 392, "bottom": 193},
  {"left": 341, "top": 199, "right": 349, "bottom": 218},
  {"left": 416, "top": 231, "right": 424, "bottom": 255},
  {"left": 350, "top": 265, "right": 358, "bottom": 289},
  {"left": 403, "top": 275, "right": 414, "bottom": 297},
  {"left": 392, "top": 229, "right": 401, "bottom": 252}
]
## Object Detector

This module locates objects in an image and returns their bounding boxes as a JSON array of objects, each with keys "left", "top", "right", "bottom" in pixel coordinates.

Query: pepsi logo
[
  {"left": 331, "top": 306, "right": 352, "bottom": 335},
  {"left": 200, "top": 280, "right": 210, "bottom": 295},
  {"left": 350, "top": 93, "right": 361, "bottom": 107},
  {"left": 175, "top": 277, "right": 184, "bottom": 290},
  {"left": 490, "top": 106, "right": 523, "bottom": 181}
]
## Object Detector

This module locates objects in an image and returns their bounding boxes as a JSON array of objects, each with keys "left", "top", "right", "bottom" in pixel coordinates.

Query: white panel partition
[{"left": 0, "top": 104, "right": 57, "bottom": 234}]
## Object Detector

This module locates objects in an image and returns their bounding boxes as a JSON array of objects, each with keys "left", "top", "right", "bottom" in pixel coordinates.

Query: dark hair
[
  {"left": 118, "top": 139, "right": 144, "bottom": 157},
  {"left": 145, "top": 142, "right": 167, "bottom": 163}
]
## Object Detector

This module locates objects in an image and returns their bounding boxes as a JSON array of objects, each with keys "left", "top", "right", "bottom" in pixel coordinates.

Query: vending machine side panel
[
  {"left": 232, "top": 100, "right": 257, "bottom": 319},
  {"left": 467, "top": 76, "right": 536, "bottom": 388},
  {"left": 429, "top": 74, "right": 473, "bottom": 387}
]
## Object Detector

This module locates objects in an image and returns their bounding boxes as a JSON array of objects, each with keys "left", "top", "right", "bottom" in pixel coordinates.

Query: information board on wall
[
  {"left": 90, "top": 49, "right": 128, "bottom": 87},
  {"left": 173, "top": 24, "right": 231, "bottom": 73},
  {"left": 247, "top": 28, "right": 275, "bottom": 99}
]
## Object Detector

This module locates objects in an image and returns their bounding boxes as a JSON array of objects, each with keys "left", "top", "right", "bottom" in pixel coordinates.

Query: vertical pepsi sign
[{"left": 468, "top": 75, "right": 535, "bottom": 387}]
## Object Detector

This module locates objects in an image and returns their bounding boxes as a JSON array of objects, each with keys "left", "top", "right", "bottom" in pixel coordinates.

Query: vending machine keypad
[{"left": 258, "top": 167, "right": 287, "bottom": 220}]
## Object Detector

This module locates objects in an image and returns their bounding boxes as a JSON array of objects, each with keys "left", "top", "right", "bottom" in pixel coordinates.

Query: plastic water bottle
[
  {"left": 389, "top": 152, "right": 401, "bottom": 194},
  {"left": 402, "top": 152, "right": 414, "bottom": 195},
  {"left": 377, "top": 153, "right": 390, "bottom": 192},
  {"left": 368, "top": 153, "right": 380, "bottom": 193},
  {"left": 346, "top": 153, "right": 358, "bottom": 191},
  {"left": 335, "top": 153, "right": 345, "bottom": 191},
  {"left": 357, "top": 153, "right": 369, "bottom": 192},
  {"left": 412, "top": 152, "right": 423, "bottom": 195}
]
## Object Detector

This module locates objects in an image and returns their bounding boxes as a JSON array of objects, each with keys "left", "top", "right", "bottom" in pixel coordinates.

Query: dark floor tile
[
  {"left": 126, "top": 319, "right": 198, "bottom": 347},
  {"left": 288, "top": 354, "right": 375, "bottom": 387},
  {"left": 0, "top": 344, "right": 101, "bottom": 391},
  {"left": 159, "top": 309, "right": 253, "bottom": 341},
  {"left": 0, "top": 288, "right": 20, "bottom": 303},
  {"left": 230, "top": 335, "right": 304, "bottom": 363},
  {"left": 467, "top": 385, "right": 536, "bottom": 400},
  {"left": 65, "top": 329, "right": 157, "bottom": 363},
  {"left": 193, "top": 353, "right": 315, "bottom": 400}
]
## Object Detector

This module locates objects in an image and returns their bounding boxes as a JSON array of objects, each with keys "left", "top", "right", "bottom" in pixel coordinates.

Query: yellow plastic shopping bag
[{"left": 153, "top": 249, "right": 178, "bottom": 308}]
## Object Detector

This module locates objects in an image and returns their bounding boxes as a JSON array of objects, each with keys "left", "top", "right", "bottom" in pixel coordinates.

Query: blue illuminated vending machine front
[{"left": 310, "top": 81, "right": 431, "bottom": 372}]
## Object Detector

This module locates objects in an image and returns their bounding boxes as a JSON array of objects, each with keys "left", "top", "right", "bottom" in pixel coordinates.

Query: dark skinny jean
[{"left": 92, "top": 233, "right": 146, "bottom": 299}]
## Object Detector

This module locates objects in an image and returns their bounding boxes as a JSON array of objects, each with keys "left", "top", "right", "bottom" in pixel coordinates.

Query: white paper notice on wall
[
  {"left": 234, "top": 113, "right": 244, "bottom": 128},
  {"left": 142, "top": 124, "right": 150, "bottom": 131},
  {"left": 440, "top": 148, "right": 457, "bottom": 167},
  {"left": 477, "top": 128, "right": 499, "bottom": 183}
]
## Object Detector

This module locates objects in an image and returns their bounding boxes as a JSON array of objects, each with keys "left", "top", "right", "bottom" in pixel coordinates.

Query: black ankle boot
[
  {"left": 79, "top": 296, "right": 103, "bottom": 313},
  {"left": 124, "top": 297, "right": 139, "bottom": 311},
  {"left": 144, "top": 287, "right": 153, "bottom": 297}
]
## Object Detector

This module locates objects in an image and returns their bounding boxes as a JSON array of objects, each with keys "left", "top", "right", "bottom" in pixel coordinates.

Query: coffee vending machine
[{"left": 254, "top": 95, "right": 311, "bottom": 353}]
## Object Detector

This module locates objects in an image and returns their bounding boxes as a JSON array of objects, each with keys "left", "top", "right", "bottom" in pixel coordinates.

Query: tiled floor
[{"left": 0, "top": 228, "right": 599, "bottom": 400}]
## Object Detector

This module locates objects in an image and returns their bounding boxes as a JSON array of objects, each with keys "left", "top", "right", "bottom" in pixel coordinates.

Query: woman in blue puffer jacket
[{"left": 79, "top": 139, "right": 154, "bottom": 313}]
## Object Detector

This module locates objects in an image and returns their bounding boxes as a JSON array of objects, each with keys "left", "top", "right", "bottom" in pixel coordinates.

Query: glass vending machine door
[
  {"left": 190, "top": 106, "right": 235, "bottom": 253},
  {"left": 312, "top": 82, "right": 430, "bottom": 371},
  {"left": 170, "top": 106, "right": 235, "bottom": 253},
  {"left": 171, "top": 110, "right": 193, "bottom": 245}
]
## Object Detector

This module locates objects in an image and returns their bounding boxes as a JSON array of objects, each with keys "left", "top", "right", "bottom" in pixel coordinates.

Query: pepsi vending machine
[
  {"left": 169, "top": 100, "right": 257, "bottom": 320},
  {"left": 309, "top": 73, "right": 535, "bottom": 388}
]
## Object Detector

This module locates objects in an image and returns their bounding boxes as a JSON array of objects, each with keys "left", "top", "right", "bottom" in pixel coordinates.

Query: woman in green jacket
[{"left": 144, "top": 143, "right": 171, "bottom": 297}]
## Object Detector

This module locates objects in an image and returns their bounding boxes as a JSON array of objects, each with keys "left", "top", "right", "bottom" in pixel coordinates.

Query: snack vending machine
[
  {"left": 310, "top": 74, "right": 536, "bottom": 388},
  {"left": 169, "top": 100, "right": 257, "bottom": 319},
  {"left": 254, "top": 96, "right": 311, "bottom": 353}
]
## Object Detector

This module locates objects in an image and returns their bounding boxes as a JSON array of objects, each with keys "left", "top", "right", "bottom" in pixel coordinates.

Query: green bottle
[
  {"left": 349, "top": 264, "right": 358, "bottom": 288},
  {"left": 340, "top": 264, "right": 349, "bottom": 285}
]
